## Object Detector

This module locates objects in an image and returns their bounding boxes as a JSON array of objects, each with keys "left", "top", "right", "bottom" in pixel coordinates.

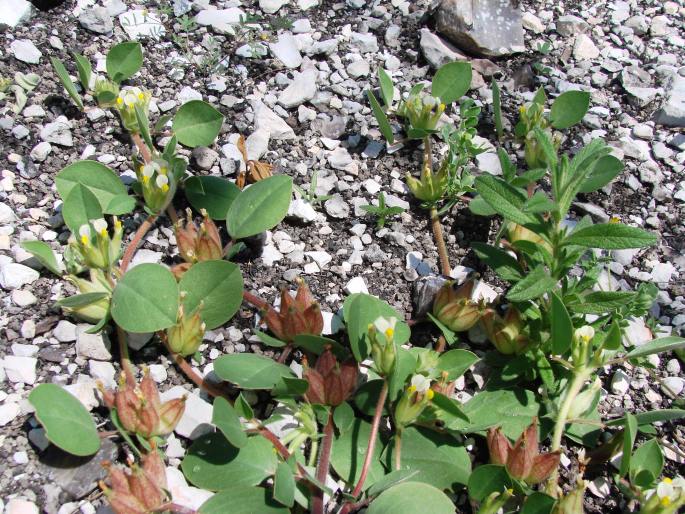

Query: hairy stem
[
  {"left": 341, "top": 381, "right": 389, "bottom": 513},
  {"left": 430, "top": 207, "right": 451, "bottom": 277},
  {"left": 312, "top": 412, "right": 335, "bottom": 514},
  {"left": 242, "top": 290, "right": 269, "bottom": 311},
  {"left": 394, "top": 430, "right": 403, "bottom": 471},
  {"left": 547, "top": 368, "right": 591, "bottom": 495},
  {"left": 131, "top": 133, "right": 152, "bottom": 163},
  {"left": 119, "top": 214, "right": 158, "bottom": 272}
]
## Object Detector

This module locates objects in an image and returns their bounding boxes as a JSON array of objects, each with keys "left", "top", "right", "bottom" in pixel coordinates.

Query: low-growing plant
[
  {"left": 360, "top": 191, "right": 405, "bottom": 228},
  {"left": 17, "top": 38, "right": 685, "bottom": 514},
  {"left": 0, "top": 71, "right": 40, "bottom": 114}
]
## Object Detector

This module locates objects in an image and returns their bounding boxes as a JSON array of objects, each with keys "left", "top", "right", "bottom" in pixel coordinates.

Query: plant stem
[
  {"left": 341, "top": 381, "right": 389, "bottom": 513},
  {"left": 430, "top": 207, "right": 451, "bottom": 277},
  {"left": 119, "top": 214, "right": 158, "bottom": 272},
  {"left": 547, "top": 368, "right": 591, "bottom": 495},
  {"left": 116, "top": 326, "right": 136, "bottom": 384},
  {"left": 131, "top": 133, "right": 152, "bottom": 163},
  {"left": 243, "top": 290, "right": 269, "bottom": 311},
  {"left": 277, "top": 344, "right": 293, "bottom": 364},
  {"left": 394, "top": 430, "right": 402, "bottom": 471},
  {"left": 308, "top": 438, "right": 319, "bottom": 467},
  {"left": 312, "top": 412, "right": 335, "bottom": 514}
]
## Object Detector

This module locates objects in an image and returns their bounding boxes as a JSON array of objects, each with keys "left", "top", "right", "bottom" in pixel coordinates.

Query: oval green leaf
[
  {"left": 226, "top": 175, "right": 293, "bottom": 240},
  {"left": 20, "top": 240, "right": 63, "bottom": 275},
  {"left": 182, "top": 433, "right": 277, "bottom": 491},
  {"left": 367, "top": 90, "right": 394, "bottom": 144},
  {"left": 212, "top": 397, "right": 247, "bottom": 448},
  {"left": 29, "top": 383, "right": 100, "bottom": 456},
  {"left": 467, "top": 464, "right": 513, "bottom": 502},
  {"left": 62, "top": 183, "right": 103, "bottom": 233},
  {"left": 273, "top": 462, "right": 295, "bottom": 508},
  {"left": 331, "top": 419, "right": 386, "bottom": 488},
  {"left": 213, "top": 353, "right": 294, "bottom": 390},
  {"left": 106, "top": 41, "right": 143, "bottom": 83},
  {"left": 199, "top": 486, "right": 289, "bottom": 514},
  {"left": 368, "top": 482, "right": 455, "bottom": 514},
  {"left": 578, "top": 155, "right": 623, "bottom": 193},
  {"left": 431, "top": 61, "right": 472, "bottom": 105},
  {"left": 564, "top": 223, "right": 657, "bottom": 249},
  {"left": 50, "top": 57, "right": 84, "bottom": 110},
  {"left": 624, "top": 336, "right": 685, "bottom": 360},
  {"left": 111, "top": 263, "right": 179, "bottom": 332},
  {"left": 178, "top": 260, "right": 243, "bottom": 330},
  {"left": 173, "top": 100, "right": 224, "bottom": 148},
  {"left": 550, "top": 90, "right": 590, "bottom": 129},
  {"left": 437, "top": 349, "right": 479, "bottom": 381},
  {"left": 56, "top": 160, "right": 128, "bottom": 213},
  {"left": 185, "top": 176, "right": 241, "bottom": 220}
]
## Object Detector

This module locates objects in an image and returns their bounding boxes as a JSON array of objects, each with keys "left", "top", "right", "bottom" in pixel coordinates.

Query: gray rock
[
  {"left": 350, "top": 32, "right": 379, "bottom": 53},
  {"left": 412, "top": 275, "right": 449, "bottom": 318},
  {"left": 173, "top": 0, "right": 192, "bottom": 16},
  {"left": 104, "top": 0, "right": 127, "bottom": 16},
  {"left": 10, "top": 39, "right": 42, "bottom": 64},
  {"left": 253, "top": 101, "right": 295, "bottom": 140},
  {"left": 0, "top": 0, "right": 33, "bottom": 28},
  {"left": 40, "top": 120, "right": 73, "bottom": 147},
  {"left": 0, "top": 262, "right": 39, "bottom": 289},
  {"left": 324, "top": 194, "right": 350, "bottom": 219},
  {"left": 192, "top": 147, "right": 219, "bottom": 170},
  {"left": 419, "top": 28, "right": 469, "bottom": 69},
  {"left": 53, "top": 320, "right": 77, "bottom": 343},
  {"left": 0, "top": 202, "right": 16, "bottom": 224},
  {"left": 2, "top": 355, "right": 37, "bottom": 384},
  {"left": 288, "top": 198, "right": 318, "bottom": 223},
  {"left": 573, "top": 34, "right": 600, "bottom": 60},
  {"left": 312, "top": 115, "right": 348, "bottom": 139},
  {"left": 435, "top": 0, "right": 524, "bottom": 57},
  {"left": 278, "top": 68, "right": 318, "bottom": 108},
  {"left": 79, "top": 7, "right": 114, "bottom": 34},
  {"left": 364, "top": 244, "right": 389, "bottom": 263},
  {"left": 555, "top": 15, "right": 589, "bottom": 37},
  {"left": 30, "top": 142, "right": 52, "bottom": 163},
  {"left": 75, "top": 325, "right": 112, "bottom": 361},
  {"left": 347, "top": 60, "right": 370, "bottom": 78},
  {"left": 195, "top": 8, "right": 245, "bottom": 34},
  {"left": 270, "top": 33, "right": 303, "bottom": 69},
  {"left": 43, "top": 438, "right": 118, "bottom": 500},
  {"left": 119, "top": 10, "right": 165, "bottom": 40},
  {"left": 655, "top": 76, "right": 685, "bottom": 127},
  {"left": 260, "top": 0, "right": 289, "bottom": 14},
  {"left": 621, "top": 66, "right": 659, "bottom": 107}
]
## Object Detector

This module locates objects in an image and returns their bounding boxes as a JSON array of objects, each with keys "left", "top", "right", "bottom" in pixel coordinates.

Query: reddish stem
[
  {"left": 116, "top": 326, "right": 136, "bottom": 385},
  {"left": 277, "top": 344, "right": 293, "bottom": 364},
  {"left": 131, "top": 132, "right": 152, "bottom": 163},
  {"left": 312, "top": 412, "right": 335, "bottom": 514},
  {"left": 243, "top": 290, "right": 269, "bottom": 311},
  {"left": 341, "top": 381, "right": 388, "bottom": 513},
  {"left": 119, "top": 214, "right": 158, "bottom": 272},
  {"left": 154, "top": 504, "right": 196, "bottom": 514}
]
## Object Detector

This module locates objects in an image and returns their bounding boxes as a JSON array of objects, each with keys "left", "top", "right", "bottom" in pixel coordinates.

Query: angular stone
[
  {"left": 573, "top": 34, "right": 600, "bottom": 60},
  {"left": 655, "top": 76, "right": 685, "bottom": 128},
  {"left": 278, "top": 68, "right": 318, "bottom": 108},
  {"left": 10, "top": 39, "right": 41, "bottom": 64},
  {"left": 160, "top": 386, "right": 213, "bottom": 439},
  {"left": 195, "top": 8, "right": 246, "bottom": 35},
  {"left": 0, "top": 262, "right": 39, "bottom": 289},
  {"left": 78, "top": 7, "right": 114, "bottom": 34},
  {"left": 119, "top": 10, "right": 165, "bottom": 40},
  {"left": 75, "top": 325, "right": 112, "bottom": 361},
  {"left": 0, "top": 0, "right": 33, "bottom": 28},
  {"left": 435, "top": 0, "right": 525, "bottom": 57},
  {"left": 269, "top": 33, "right": 302, "bottom": 69},
  {"left": 555, "top": 15, "right": 589, "bottom": 37},
  {"left": 253, "top": 101, "right": 295, "bottom": 140}
]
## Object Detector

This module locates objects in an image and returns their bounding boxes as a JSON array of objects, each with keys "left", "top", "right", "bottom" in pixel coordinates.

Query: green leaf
[
  {"left": 72, "top": 52, "right": 92, "bottom": 91},
  {"left": 183, "top": 433, "right": 278, "bottom": 491},
  {"left": 367, "top": 470, "right": 420, "bottom": 498},
  {"left": 431, "top": 392, "right": 469, "bottom": 423},
  {"left": 387, "top": 347, "right": 417, "bottom": 402},
  {"left": 28, "top": 383, "right": 100, "bottom": 456},
  {"left": 214, "top": 353, "right": 294, "bottom": 390},
  {"left": 367, "top": 90, "right": 394, "bottom": 144},
  {"left": 173, "top": 100, "right": 224, "bottom": 148},
  {"left": 331, "top": 419, "right": 386, "bottom": 488},
  {"left": 387, "top": 426, "right": 471, "bottom": 491},
  {"left": 492, "top": 80, "right": 503, "bottom": 139},
  {"left": 134, "top": 103, "right": 154, "bottom": 150},
  {"left": 564, "top": 223, "right": 657, "bottom": 249},
  {"left": 254, "top": 330, "right": 286, "bottom": 348},
  {"left": 449, "top": 389, "right": 541, "bottom": 438},
  {"left": 427, "top": 313, "right": 457, "bottom": 346},
  {"left": 606, "top": 409, "right": 685, "bottom": 427},
  {"left": 567, "top": 291, "right": 637, "bottom": 314},
  {"left": 620, "top": 413, "right": 637, "bottom": 477},
  {"left": 20, "top": 240, "right": 63, "bottom": 275},
  {"left": 506, "top": 265, "right": 557, "bottom": 302},
  {"left": 273, "top": 462, "right": 295, "bottom": 508},
  {"left": 105, "top": 194, "right": 136, "bottom": 215},
  {"left": 62, "top": 184, "right": 103, "bottom": 233},
  {"left": 200, "top": 486, "right": 289, "bottom": 514},
  {"left": 475, "top": 175, "right": 537, "bottom": 226},
  {"left": 578, "top": 155, "right": 623, "bottom": 193},
  {"left": 50, "top": 57, "right": 84, "bottom": 110},
  {"left": 226, "top": 175, "right": 292, "bottom": 239},
  {"left": 106, "top": 41, "right": 143, "bottom": 83},
  {"left": 185, "top": 176, "right": 240, "bottom": 220},
  {"left": 437, "top": 349, "right": 479, "bottom": 381},
  {"left": 431, "top": 61, "right": 472, "bottom": 105},
  {"left": 234, "top": 393, "right": 254, "bottom": 420},
  {"left": 271, "top": 376, "right": 309, "bottom": 397},
  {"left": 467, "top": 464, "right": 512, "bottom": 502},
  {"left": 603, "top": 320, "right": 622, "bottom": 351},
  {"left": 56, "top": 160, "right": 128, "bottom": 213},
  {"left": 550, "top": 90, "right": 590, "bottom": 129},
  {"left": 367, "top": 482, "right": 455, "bottom": 514},
  {"left": 629, "top": 439, "right": 663, "bottom": 488},
  {"left": 342, "top": 293, "right": 410, "bottom": 361},
  {"left": 212, "top": 397, "right": 247, "bottom": 448},
  {"left": 624, "top": 337, "right": 685, "bottom": 360},
  {"left": 523, "top": 191, "right": 555, "bottom": 213},
  {"left": 521, "top": 492, "right": 557, "bottom": 514},
  {"left": 378, "top": 68, "right": 394, "bottom": 107},
  {"left": 178, "top": 260, "right": 243, "bottom": 330},
  {"left": 471, "top": 242, "right": 523, "bottom": 282},
  {"left": 111, "top": 263, "right": 179, "bottom": 332},
  {"left": 468, "top": 195, "right": 498, "bottom": 216},
  {"left": 333, "top": 402, "right": 355, "bottom": 434},
  {"left": 550, "top": 292, "right": 573, "bottom": 354},
  {"left": 56, "top": 292, "right": 109, "bottom": 309}
]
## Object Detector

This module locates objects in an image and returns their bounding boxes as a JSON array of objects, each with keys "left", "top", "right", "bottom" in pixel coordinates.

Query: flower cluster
[
  {"left": 166, "top": 300, "right": 206, "bottom": 357},
  {"left": 101, "top": 450, "right": 168, "bottom": 514},
  {"left": 135, "top": 159, "right": 173, "bottom": 213},
  {"left": 72, "top": 218, "right": 123, "bottom": 271},
  {"left": 262, "top": 279, "right": 323, "bottom": 344},
  {"left": 405, "top": 158, "right": 449, "bottom": 206},
  {"left": 303, "top": 347, "right": 358, "bottom": 407},
  {"left": 641, "top": 477, "right": 685, "bottom": 514},
  {"left": 481, "top": 307, "right": 529, "bottom": 355},
  {"left": 368, "top": 316, "right": 398, "bottom": 376},
  {"left": 115, "top": 86, "right": 151, "bottom": 133},
  {"left": 173, "top": 208, "right": 223, "bottom": 277},
  {"left": 397, "top": 93, "right": 445, "bottom": 134},
  {"left": 395, "top": 374, "right": 434, "bottom": 429}
]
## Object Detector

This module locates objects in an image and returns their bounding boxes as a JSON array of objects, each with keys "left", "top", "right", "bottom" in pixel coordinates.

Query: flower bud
[
  {"left": 481, "top": 307, "right": 529, "bottom": 355},
  {"left": 368, "top": 316, "right": 397, "bottom": 377},
  {"left": 166, "top": 301, "right": 206, "bottom": 357},
  {"left": 303, "top": 347, "right": 358, "bottom": 406},
  {"left": 115, "top": 86, "right": 151, "bottom": 133},
  {"left": 94, "top": 78, "right": 120, "bottom": 108},
  {"left": 70, "top": 217, "right": 123, "bottom": 271},
  {"left": 63, "top": 269, "right": 112, "bottom": 323},
  {"left": 405, "top": 159, "right": 449, "bottom": 205},
  {"left": 395, "top": 375, "right": 434, "bottom": 429},
  {"left": 432, "top": 280, "right": 482, "bottom": 332},
  {"left": 397, "top": 92, "right": 445, "bottom": 134},
  {"left": 135, "top": 159, "right": 174, "bottom": 213},
  {"left": 572, "top": 326, "right": 595, "bottom": 365},
  {"left": 101, "top": 450, "right": 168, "bottom": 514},
  {"left": 262, "top": 279, "right": 323, "bottom": 344},
  {"left": 175, "top": 209, "right": 223, "bottom": 265},
  {"left": 478, "top": 489, "right": 514, "bottom": 514}
]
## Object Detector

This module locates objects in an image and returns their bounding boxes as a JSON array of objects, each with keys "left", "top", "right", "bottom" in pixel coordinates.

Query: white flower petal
[
  {"left": 411, "top": 374, "right": 431, "bottom": 393},
  {"left": 78, "top": 225, "right": 91, "bottom": 238},
  {"left": 92, "top": 218, "right": 107, "bottom": 233}
]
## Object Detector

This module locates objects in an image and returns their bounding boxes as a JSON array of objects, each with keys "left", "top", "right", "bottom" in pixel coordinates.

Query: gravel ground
[{"left": 0, "top": 0, "right": 684, "bottom": 512}]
